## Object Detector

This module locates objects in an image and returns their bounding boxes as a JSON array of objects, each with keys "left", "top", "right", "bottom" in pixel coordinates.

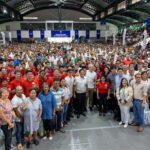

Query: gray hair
[{"left": 41, "top": 82, "right": 50, "bottom": 93}]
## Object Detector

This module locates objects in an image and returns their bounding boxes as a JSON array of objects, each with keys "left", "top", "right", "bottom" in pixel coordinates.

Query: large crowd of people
[{"left": 0, "top": 42, "right": 150, "bottom": 150}]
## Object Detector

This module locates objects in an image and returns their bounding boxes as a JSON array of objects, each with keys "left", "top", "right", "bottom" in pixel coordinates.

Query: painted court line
[{"left": 66, "top": 125, "right": 121, "bottom": 132}]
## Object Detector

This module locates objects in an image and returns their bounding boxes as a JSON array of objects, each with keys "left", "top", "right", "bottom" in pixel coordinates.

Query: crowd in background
[{"left": 0, "top": 42, "right": 150, "bottom": 150}]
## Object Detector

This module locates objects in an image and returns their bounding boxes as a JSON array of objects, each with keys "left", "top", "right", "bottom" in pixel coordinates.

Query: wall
[{"left": 0, "top": 21, "right": 118, "bottom": 39}]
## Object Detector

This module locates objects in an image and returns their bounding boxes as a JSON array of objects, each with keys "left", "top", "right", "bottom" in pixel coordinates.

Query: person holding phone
[{"left": 0, "top": 88, "right": 16, "bottom": 150}]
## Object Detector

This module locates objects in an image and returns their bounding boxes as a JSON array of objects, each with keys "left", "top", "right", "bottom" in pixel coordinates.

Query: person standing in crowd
[
  {"left": 97, "top": 76, "right": 110, "bottom": 116},
  {"left": 60, "top": 78, "right": 71, "bottom": 126},
  {"left": 50, "top": 78, "right": 65, "bottom": 133},
  {"left": 74, "top": 69, "right": 88, "bottom": 118},
  {"left": 35, "top": 70, "right": 47, "bottom": 92},
  {"left": 22, "top": 70, "right": 39, "bottom": 97},
  {"left": 116, "top": 78, "right": 133, "bottom": 128},
  {"left": 131, "top": 73, "right": 147, "bottom": 132},
  {"left": 38, "top": 82, "right": 57, "bottom": 140},
  {"left": 115, "top": 68, "right": 127, "bottom": 92},
  {"left": 21, "top": 88, "right": 42, "bottom": 148},
  {"left": 10, "top": 71, "right": 23, "bottom": 99},
  {"left": 47, "top": 69, "right": 61, "bottom": 87},
  {"left": 0, "top": 88, "right": 16, "bottom": 150},
  {"left": 86, "top": 64, "right": 97, "bottom": 111},
  {"left": 11, "top": 85, "right": 26, "bottom": 150},
  {"left": 107, "top": 67, "right": 117, "bottom": 113},
  {"left": 65, "top": 68, "right": 74, "bottom": 120}
]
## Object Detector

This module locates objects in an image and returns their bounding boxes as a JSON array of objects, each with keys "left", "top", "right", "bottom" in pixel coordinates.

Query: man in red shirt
[
  {"left": 10, "top": 71, "right": 23, "bottom": 99},
  {"left": 123, "top": 55, "right": 133, "bottom": 65},
  {"left": 20, "top": 63, "right": 26, "bottom": 76},
  {"left": 22, "top": 70, "right": 39, "bottom": 97},
  {"left": 29, "top": 61, "right": 37, "bottom": 76},
  {"left": 97, "top": 76, "right": 110, "bottom": 116},
  {"left": 35, "top": 70, "right": 46, "bottom": 92},
  {"left": 1, "top": 68, "right": 11, "bottom": 83},
  {"left": 47, "top": 69, "right": 61, "bottom": 87}
]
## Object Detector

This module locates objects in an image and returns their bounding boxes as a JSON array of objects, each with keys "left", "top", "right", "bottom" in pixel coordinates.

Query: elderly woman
[
  {"left": 0, "top": 88, "right": 16, "bottom": 150},
  {"left": 116, "top": 78, "right": 133, "bottom": 128},
  {"left": 21, "top": 87, "right": 42, "bottom": 149},
  {"left": 38, "top": 82, "right": 57, "bottom": 140}
]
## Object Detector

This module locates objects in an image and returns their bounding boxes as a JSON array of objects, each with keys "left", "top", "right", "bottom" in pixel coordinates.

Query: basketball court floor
[{"left": 21, "top": 110, "right": 150, "bottom": 150}]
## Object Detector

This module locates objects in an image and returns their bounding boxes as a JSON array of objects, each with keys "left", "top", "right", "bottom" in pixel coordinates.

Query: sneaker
[
  {"left": 49, "top": 136, "right": 53, "bottom": 140},
  {"left": 43, "top": 136, "right": 47, "bottom": 140},
  {"left": 124, "top": 123, "right": 128, "bottom": 128},
  {"left": 119, "top": 121, "right": 123, "bottom": 125},
  {"left": 33, "top": 140, "right": 39, "bottom": 146}
]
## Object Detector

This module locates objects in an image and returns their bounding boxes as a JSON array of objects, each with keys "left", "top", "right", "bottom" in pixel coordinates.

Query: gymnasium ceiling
[{"left": 0, "top": 0, "right": 150, "bottom": 26}]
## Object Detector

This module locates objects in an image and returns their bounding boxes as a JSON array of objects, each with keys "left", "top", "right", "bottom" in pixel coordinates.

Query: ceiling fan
[
  {"left": 49, "top": 0, "right": 67, "bottom": 22},
  {"left": 49, "top": 0, "right": 66, "bottom": 6}
]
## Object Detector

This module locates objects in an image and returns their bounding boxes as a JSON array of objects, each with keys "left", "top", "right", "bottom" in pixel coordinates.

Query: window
[
  {"left": 100, "top": 12, "right": 105, "bottom": 18},
  {"left": 108, "top": 8, "right": 113, "bottom": 15},
  {"left": 21, "top": 23, "right": 45, "bottom": 30},
  {"left": 132, "top": 0, "right": 141, "bottom": 4},
  {"left": 118, "top": 1, "right": 126, "bottom": 11},
  {"left": 73, "top": 23, "right": 96, "bottom": 30}
]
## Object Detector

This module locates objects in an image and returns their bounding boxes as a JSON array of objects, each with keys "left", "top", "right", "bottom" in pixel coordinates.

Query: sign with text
[{"left": 51, "top": 30, "right": 70, "bottom": 38}]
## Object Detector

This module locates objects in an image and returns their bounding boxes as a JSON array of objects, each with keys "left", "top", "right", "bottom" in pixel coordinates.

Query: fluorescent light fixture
[
  {"left": 23, "top": 17, "right": 38, "bottom": 20},
  {"left": 79, "top": 17, "right": 92, "bottom": 20}
]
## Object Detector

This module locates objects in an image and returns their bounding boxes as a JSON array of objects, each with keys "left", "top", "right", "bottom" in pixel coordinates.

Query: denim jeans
[
  {"left": 63, "top": 104, "right": 68, "bottom": 121},
  {"left": 15, "top": 122, "right": 24, "bottom": 144},
  {"left": 1, "top": 124, "right": 12, "bottom": 150},
  {"left": 133, "top": 100, "right": 144, "bottom": 127},
  {"left": 56, "top": 111, "right": 63, "bottom": 131}
]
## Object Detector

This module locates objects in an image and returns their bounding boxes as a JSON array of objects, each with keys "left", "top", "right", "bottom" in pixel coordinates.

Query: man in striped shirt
[{"left": 51, "top": 78, "right": 65, "bottom": 133}]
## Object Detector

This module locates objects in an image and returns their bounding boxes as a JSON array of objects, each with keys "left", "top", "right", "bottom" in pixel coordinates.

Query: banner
[
  {"left": 51, "top": 30, "right": 70, "bottom": 37},
  {"left": 29, "top": 29, "right": 33, "bottom": 38},
  {"left": 17, "top": 30, "right": 21, "bottom": 40},
  {"left": 122, "top": 28, "right": 127, "bottom": 46},
  {"left": 8, "top": 32, "right": 12, "bottom": 42},
  {"left": 142, "top": 30, "right": 147, "bottom": 49},
  {"left": 97, "top": 30, "right": 100, "bottom": 39},
  {"left": 86, "top": 30, "right": 90, "bottom": 39},
  {"left": 105, "top": 31, "right": 108, "bottom": 42},
  {"left": 75, "top": 30, "right": 79, "bottom": 39},
  {"left": 40, "top": 30, "right": 44, "bottom": 39},
  {"left": 1, "top": 32, "right": 5, "bottom": 45}
]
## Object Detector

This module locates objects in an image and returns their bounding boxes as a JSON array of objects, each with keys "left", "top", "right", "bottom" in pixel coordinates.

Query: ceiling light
[
  {"left": 23, "top": 17, "right": 38, "bottom": 20},
  {"left": 79, "top": 17, "right": 92, "bottom": 20}
]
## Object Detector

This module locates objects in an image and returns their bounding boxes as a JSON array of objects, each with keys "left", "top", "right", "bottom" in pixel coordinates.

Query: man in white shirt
[
  {"left": 11, "top": 86, "right": 26, "bottom": 150},
  {"left": 73, "top": 69, "right": 88, "bottom": 118},
  {"left": 86, "top": 64, "right": 97, "bottom": 111}
]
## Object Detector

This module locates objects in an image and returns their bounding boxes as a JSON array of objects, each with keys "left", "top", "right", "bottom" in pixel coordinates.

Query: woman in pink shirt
[{"left": 0, "top": 88, "right": 16, "bottom": 150}]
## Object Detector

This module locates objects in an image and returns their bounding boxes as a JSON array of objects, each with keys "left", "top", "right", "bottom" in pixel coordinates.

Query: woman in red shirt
[{"left": 97, "top": 76, "right": 110, "bottom": 116}]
